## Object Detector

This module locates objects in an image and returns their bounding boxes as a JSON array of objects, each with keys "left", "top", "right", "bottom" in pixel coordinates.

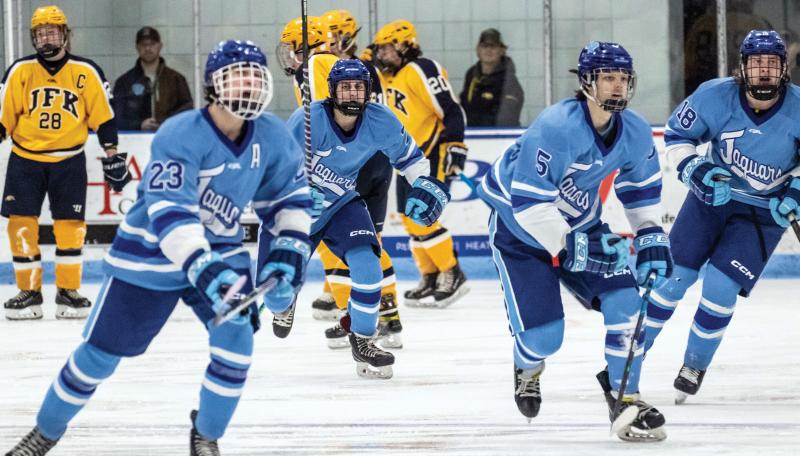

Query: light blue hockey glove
[
  {"left": 309, "top": 186, "right": 325, "bottom": 220},
  {"left": 562, "top": 226, "right": 630, "bottom": 275},
  {"left": 678, "top": 155, "right": 732, "bottom": 206},
  {"left": 405, "top": 176, "right": 451, "bottom": 226},
  {"left": 257, "top": 231, "right": 312, "bottom": 313},
  {"left": 186, "top": 251, "right": 241, "bottom": 312},
  {"left": 769, "top": 177, "right": 800, "bottom": 228},
  {"left": 633, "top": 226, "right": 673, "bottom": 287}
]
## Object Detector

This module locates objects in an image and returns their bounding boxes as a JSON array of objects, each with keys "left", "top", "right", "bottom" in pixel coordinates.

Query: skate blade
[
  {"left": 356, "top": 362, "right": 393, "bottom": 379},
  {"left": 312, "top": 309, "right": 345, "bottom": 321},
  {"left": 675, "top": 391, "right": 689, "bottom": 405},
  {"left": 404, "top": 297, "right": 434, "bottom": 308},
  {"left": 326, "top": 337, "right": 351, "bottom": 349},
  {"left": 5, "top": 305, "right": 44, "bottom": 320},
  {"left": 376, "top": 333, "right": 403, "bottom": 349},
  {"left": 55, "top": 305, "right": 89, "bottom": 320},
  {"left": 618, "top": 426, "right": 667, "bottom": 442},
  {"left": 432, "top": 285, "right": 471, "bottom": 309},
  {"left": 610, "top": 406, "right": 638, "bottom": 437}
]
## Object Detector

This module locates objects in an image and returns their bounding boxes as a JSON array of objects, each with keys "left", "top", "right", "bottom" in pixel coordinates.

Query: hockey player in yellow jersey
[
  {"left": 375, "top": 19, "right": 469, "bottom": 308},
  {"left": 0, "top": 5, "right": 131, "bottom": 321},
  {"left": 313, "top": 9, "right": 403, "bottom": 349},
  {"left": 277, "top": 16, "right": 339, "bottom": 104}
]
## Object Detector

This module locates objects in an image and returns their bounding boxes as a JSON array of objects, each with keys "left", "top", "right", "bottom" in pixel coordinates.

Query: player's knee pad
[
  {"left": 653, "top": 265, "right": 698, "bottom": 303},
  {"left": 53, "top": 219, "right": 87, "bottom": 249},
  {"left": 600, "top": 288, "right": 642, "bottom": 329},
  {"left": 70, "top": 342, "right": 121, "bottom": 385},
  {"left": 514, "top": 320, "right": 565, "bottom": 365},
  {"left": 8, "top": 215, "right": 40, "bottom": 257},
  {"left": 700, "top": 264, "right": 739, "bottom": 310},
  {"left": 345, "top": 245, "right": 382, "bottom": 286},
  {"left": 209, "top": 321, "right": 254, "bottom": 370}
]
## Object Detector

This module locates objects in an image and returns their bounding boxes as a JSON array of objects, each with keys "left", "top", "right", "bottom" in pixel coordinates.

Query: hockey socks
[
  {"left": 644, "top": 265, "right": 699, "bottom": 352},
  {"left": 601, "top": 288, "right": 645, "bottom": 393},
  {"left": 513, "top": 321, "right": 563, "bottom": 370},
  {"left": 36, "top": 342, "right": 120, "bottom": 440},
  {"left": 684, "top": 264, "right": 739, "bottom": 370},
  {"left": 345, "top": 245, "right": 382, "bottom": 336},
  {"left": 197, "top": 320, "right": 254, "bottom": 440}
]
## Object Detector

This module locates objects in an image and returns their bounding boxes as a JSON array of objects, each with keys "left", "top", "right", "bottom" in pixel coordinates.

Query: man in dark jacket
[
  {"left": 113, "top": 27, "right": 193, "bottom": 131},
  {"left": 459, "top": 28, "right": 524, "bottom": 127}
]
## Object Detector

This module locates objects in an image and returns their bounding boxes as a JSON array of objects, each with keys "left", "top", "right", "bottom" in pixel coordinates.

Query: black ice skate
[
  {"left": 5, "top": 426, "right": 58, "bottom": 456},
  {"left": 311, "top": 292, "right": 343, "bottom": 321},
  {"left": 432, "top": 263, "right": 469, "bottom": 308},
  {"left": 190, "top": 410, "right": 220, "bottom": 456},
  {"left": 325, "top": 313, "right": 351, "bottom": 349},
  {"left": 674, "top": 364, "right": 706, "bottom": 404},
  {"left": 597, "top": 368, "right": 666, "bottom": 442},
  {"left": 514, "top": 363, "right": 544, "bottom": 422},
  {"left": 403, "top": 272, "right": 438, "bottom": 307},
  {"left": 4, "top": 289, "right": 44, "bottom": 320},
  {"left": 272, "top": 297, "right": 297, "bottom": 339},
  {"left": 55, "top": 288, "right": 91, "bottom": 320},
  {"left": 377, "top": 293, "right": 403, "bottom": 349},
  {"left": 349, "top": 332, "right": 394, "bottom": 379}
]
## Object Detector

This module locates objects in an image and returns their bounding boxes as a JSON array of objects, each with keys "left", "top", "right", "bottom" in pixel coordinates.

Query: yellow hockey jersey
[
  {"left": 293, "top": 53, "right": 340, "bottom": 105},
  {"left": 382, "top": 57, "right": 466, "bottom": 155},
  {"left": 0, "top": 54, "right": 115, "bottom": 163}
]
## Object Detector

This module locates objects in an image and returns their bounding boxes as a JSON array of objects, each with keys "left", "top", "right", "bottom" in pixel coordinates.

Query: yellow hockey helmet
[
  {"left": 277, "top": 16, "right": 327, "bottom": 76},
  {"left": 31, "top": 5, "right": 68, "bottom": 28},
  {"left": 374, "top": 19, "right": 418, "bottom": 49},
  {"left": 30, "top": 5, "right": 69, "bottom": 59}
]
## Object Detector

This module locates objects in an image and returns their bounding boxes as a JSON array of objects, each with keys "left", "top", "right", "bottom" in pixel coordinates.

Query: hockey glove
[
  {"left": 309, "top": 186, "right": 325, "bottom": 221},
  {"left": 442, "top": 141, "right": 468, "bottom": 176},
  {"left": 678, "top": 155, "right": 732, "bottom": 206},
  {"left": 633, "top": 226, "right": 673, "bottom": 287},
  {"left": 405, "top": 176, "right": 451, "bottom": 226},
  {"left": 257, "top": 232, "right": 312, "bottom": 313},
  {"left": 769, "top": 177, "right": 800, "bottom": 228},
  {"left": 186, "top": 251, "right": 242, "bottom": 312},
  {"left": 562, "top": 226, "right": 630, "bottom": 275},
  {"left": 101, "top": 152, "right": 132, "bottom": 192}
]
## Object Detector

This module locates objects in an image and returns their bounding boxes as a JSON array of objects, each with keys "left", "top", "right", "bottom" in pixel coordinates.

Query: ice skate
[
  {"left": 376, "top": 293, "right": 403, "bottom": 349},
  {"left": 4, "top": 289, "right": 44, "bottom": 320},
  {"left": 311, "top": 292, "right": 343, "bottom": 321},
  {"left": 55, "top": 288, "right": 91, "bottom": 320},
  {"left": 674, "top": 364, "right": 706, "bottom": 404},
  {"left": 325, "top": 314, "right": 351, "bottom": 349},
  {"left": 190, "top": 410, "right": 220, "bottom": 456},
  {"left": 5, "top": 426, "right": 58, "bottom": 455},
  {"left": 514, "top": 363, "right": 544, "bottom": 422},
  {"left": 403, "top": 272, "right": 437, "bottom": 307},
  {"left": 431, "top": 264, "right": 469, "bottom": 308},
  {"left": 597, "top": 368, "right": 666, "bottom": 442},
  {"left": 272, "top": 297, "right": 296, "bottom": 339},
  {"left": 349, "top": 332, "right": 394, "bottom": 379}
]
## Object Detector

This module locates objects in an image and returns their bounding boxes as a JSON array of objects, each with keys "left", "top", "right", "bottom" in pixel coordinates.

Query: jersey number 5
[
  {"left": 148, "top": 161, "right": 184, "bottom": 191},
  {"left": 536, "top": 149, "right": 552, "bottom": 176}
]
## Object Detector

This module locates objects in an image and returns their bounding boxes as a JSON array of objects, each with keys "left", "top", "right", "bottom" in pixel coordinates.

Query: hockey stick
[
  {"left": 610, "top": 271, "right": 657, "bottom": 435},
  {"left": 458, "top": 172, "right": 477, "bottom": 191},
  {"left": 790, "top": 213, "right": 800, "bottom": 242},
  {"left": 300, "top": 0, "right": 313, "bottom": 176},
  {"left": 212, "top": 275, "right": 280, "bottom": 326}
]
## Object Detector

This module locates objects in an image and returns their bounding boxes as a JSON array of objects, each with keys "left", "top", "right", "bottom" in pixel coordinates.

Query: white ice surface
[{"left": 1, "top": 280, "right": 799, "bottom": 455}]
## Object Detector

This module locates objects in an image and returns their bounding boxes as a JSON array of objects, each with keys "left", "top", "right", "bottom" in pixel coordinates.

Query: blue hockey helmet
[
  {"left": 739, "top": 30, "right": 788, "bottom": 101},
  {"left": 576, "top": 41, "right": 636, "bottom": 112},
  {"left": 327, "top": 58, "right": 371, "bottom": 116},
  {"left": 204, "top": 40, "right": 273, "bottom": 119}
]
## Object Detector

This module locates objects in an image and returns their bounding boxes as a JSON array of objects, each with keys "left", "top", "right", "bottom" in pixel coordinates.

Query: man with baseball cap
[{"left": 113, "top": 26, "right": 193, "bottom": 130}]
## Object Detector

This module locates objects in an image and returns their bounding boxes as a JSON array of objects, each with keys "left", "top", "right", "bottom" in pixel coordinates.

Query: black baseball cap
[
  {"left": 479, "top": 28, "right": 506, "bottom": 48},
  {"left": 136, "top": 26, "right": 161, "bottom": 44}
]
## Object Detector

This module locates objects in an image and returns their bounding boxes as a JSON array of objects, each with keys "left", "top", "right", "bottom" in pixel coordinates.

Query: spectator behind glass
[
  {"left": 459, "top": 28, "right": 524, "bottom": 127},
  {"left": 113, "top": 26, "right": 193, "bottom": 131}
]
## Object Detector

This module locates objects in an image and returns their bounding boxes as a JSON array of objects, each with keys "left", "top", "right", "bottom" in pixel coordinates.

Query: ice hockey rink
[{"left": 1, "top": 276, "right": 798, "bottom": 455}]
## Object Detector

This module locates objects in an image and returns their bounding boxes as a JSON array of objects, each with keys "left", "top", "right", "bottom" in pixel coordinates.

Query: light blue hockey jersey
[
  {"left": 665, "top": 78, "right": 800, "bottom": 207},
  {"left": 104, "top": 108, "right": 312, "bottom": 290},
  {"left": 477, "top": 98, "right": 662, "bottom": 255},
  {"left": 286, "top": 100, "right": 429, "bottom": 233}
]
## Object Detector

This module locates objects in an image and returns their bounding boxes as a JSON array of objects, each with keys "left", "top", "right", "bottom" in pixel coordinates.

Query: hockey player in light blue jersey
[
  {"left": 477, "top": 42, "right": 671, "bottom": 441},
  {"left": 262, "top": 59, "right": 449, "bottom": 379},
  {"left": 5, "top": 40, "right": 312, "bottom": 456},
  {"left": 645, "top": 30, "right": 800, "bottom": 404}
]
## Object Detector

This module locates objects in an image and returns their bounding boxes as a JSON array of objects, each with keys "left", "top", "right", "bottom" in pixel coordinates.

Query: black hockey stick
[
  {"left": 212, "top": 275, "right": 280, "bottom": 326},
  {"left": 610, "top": 271, "right": 657, "bottom": 435},
  {"left": 300, "top": 0, "right": 313, "bottom": 176},
  {"left": 790, "top": 213, "right": 800, "bottom": 242}
]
